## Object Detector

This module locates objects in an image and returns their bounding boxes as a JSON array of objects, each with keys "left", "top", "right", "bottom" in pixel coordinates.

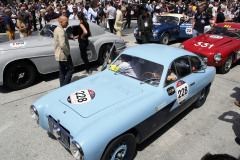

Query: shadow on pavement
[
  {"left": 218, "top": 111, "right": 240, "bottom": 144},
  {"left": 231, "top": 87, "right": 240, "bottom": 102}
]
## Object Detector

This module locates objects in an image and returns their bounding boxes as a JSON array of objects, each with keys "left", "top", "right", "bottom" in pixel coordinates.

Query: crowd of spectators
[{"left": 0, "top": 0, "right": 240, "bottom": 40}]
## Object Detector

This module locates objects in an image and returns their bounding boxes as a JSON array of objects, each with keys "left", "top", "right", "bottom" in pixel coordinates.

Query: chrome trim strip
[{"left": 46, "top": 115, "right": 73, "bottom": 139}]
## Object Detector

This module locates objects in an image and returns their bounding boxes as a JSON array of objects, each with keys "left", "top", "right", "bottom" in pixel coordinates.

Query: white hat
[{"left": 209, "top": 4, "right": 213, "bottom": 8}]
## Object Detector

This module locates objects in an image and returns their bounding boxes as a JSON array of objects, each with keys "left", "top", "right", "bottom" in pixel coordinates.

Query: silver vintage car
[{"left": 0, "top": 20, "right": 126, "bottom": 90}]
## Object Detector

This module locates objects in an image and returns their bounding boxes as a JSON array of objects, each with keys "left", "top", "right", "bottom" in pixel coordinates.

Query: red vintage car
[{"left": 180, "top": 22, "right": 240, "bottom": 74}]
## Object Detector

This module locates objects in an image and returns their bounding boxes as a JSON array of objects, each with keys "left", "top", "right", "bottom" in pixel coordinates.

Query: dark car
[{"left": 134, "top": 14, "right": 184, "bottom": 44}]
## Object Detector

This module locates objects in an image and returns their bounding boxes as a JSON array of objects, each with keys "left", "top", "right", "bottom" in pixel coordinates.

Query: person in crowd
[
  {"left": 29, "top": 5, "right": 37, "bottom": 31},
  {"left": 79, "top": 3, "right": 88, "bottom": 20},
  {"left": 61, "top": 9, "right": 68, "bottom": 18},
  {"left": 54, "top": 16, "right": 74, "bottom": 87},
  {"left": 183, "top": 5, "right": 195, "bottom": 23},
  {"left": 216, "top": 5, "right": 226, "bottom": 23},
  {"left": 69, "top": 5, "right": 78, "bottom": 20},
  {"left": 124, "top": 2, "right": 132, "bottom": 29},
  {"left": 62, "top": 5, "right": 70, "bottom": 18},
  {"left": 152, "top": 8, "right": 160, "bottom": 23},
  {"left": 39, "top": 9, "right": 46, "bottom": 30},
  {"left": 3, "top": 9, "right": 15, "bottom": 41},
  {"left": 17, "top": 13, "right": 28, "bottom": 39},
  {"left": 175, "top": 2, "right": 183, "bottom": 14},
  {"left": 87, "top": 2, "right": 98, "bottom": 23},
  {"left": 55, "top": 5, "right": 61, "bottom": 14},
  {"left": 106, "top": 1, "right": 116, "bottom": 33},
  {"left": 121, "top": 2, "right": 126, "bottom": 17},
  {"left": 137, "top": 7, "right": 152, "bottom": 44},
  {"left": 73, "top": 12, "right": 91, "bottom": 74},
  {"left": 114, "top": 5, "right": 123, "bottom": 37},
  {"left": 67, "top": 1, "right": 73, "bottom": 14},
  {"left": 98, "top": 3, "right": 106, "bottom": 28},
  {"left": 192, "top": 5, "right": 210, "bottom": 37},
  {"left": 45, "top": 6, "right": 59, "bottom": 23}
]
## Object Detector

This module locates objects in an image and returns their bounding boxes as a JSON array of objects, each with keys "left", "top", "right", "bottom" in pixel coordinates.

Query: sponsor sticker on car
[
  {"left": 185, "top": 26, "right": 192, "bottom": 35},
  {"left": 10, "top": 41, "right": 26, "bottom": 48},
  {"left": 67, "top": 90, "right": 95, "bottom": 105},
  {"left": 176, "top": 80, "right": 189, "bottom": 104}
]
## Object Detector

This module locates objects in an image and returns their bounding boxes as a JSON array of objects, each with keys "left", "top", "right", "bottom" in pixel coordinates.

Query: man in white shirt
[
  {"left": 68, "top": 2, "right": 73, "bottom": 14},
  {"left": 69, "top": 6, "right": 78, "bottom": 20},
  {"left": 87, "top": 2, "right": 98, "bottom": 23},
  {"left": 106, "top": 1, "right": 116, "bottom": 33},
  {"left": 79, "top": 3, "right": 88, "bottom": 20}
]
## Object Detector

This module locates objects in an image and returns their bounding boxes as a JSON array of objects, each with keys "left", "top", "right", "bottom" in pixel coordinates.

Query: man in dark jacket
[
  {"left": 137, "top": 8, "right": 152, "bottom": 44},
  {"left": 124, "top": 3, "right": 132, "bottom": 29},
  {"left": 45, "top": 6, "right": 59, "bottom": 23}
]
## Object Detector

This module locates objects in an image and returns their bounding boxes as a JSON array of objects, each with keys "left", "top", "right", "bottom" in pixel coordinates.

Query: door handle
[{"left": 190, "top": 82, "right": 195, "bottom": 86}]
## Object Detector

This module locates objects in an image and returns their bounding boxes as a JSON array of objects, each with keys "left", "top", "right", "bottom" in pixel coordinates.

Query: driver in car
[{"left": 118, "top": 55, "right": 141, "bottom": 80}]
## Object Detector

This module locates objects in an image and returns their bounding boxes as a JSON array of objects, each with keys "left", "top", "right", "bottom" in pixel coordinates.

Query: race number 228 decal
[
  {"left": 176, "top": 80, "right": 189, "bottom": 104},
  {"left": 68, "top": 89, "right": 96, "bottom": 105}
]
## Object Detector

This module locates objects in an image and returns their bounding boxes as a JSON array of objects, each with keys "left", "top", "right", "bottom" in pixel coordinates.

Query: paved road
[{"left": 0, "top": 21, "right": 240, "bottom": 160}]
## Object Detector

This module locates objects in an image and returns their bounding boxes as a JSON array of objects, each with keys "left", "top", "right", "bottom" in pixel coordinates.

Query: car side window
[
  {"left": 190, "top": 56, "right": 202, "bottom": 72},
  {"left": 174, "top": 57, "right": 191, "bottom": 78},
  {"left": 166, "top": 62, "right": 178, "bottom": 86}
]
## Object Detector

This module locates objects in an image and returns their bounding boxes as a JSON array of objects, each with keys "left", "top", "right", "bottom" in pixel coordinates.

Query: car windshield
[
  {"left": 206, "top": 26, "right": 240, "bottom": 40},
  {"left": 40, "top": 24, "right": 57, "bottom": 37},
  {"left": 109, "top": 54, "right": 164, "bottom": 87},
  {"left": 157, "top": 16, "right": 179, "bottom": 25}
]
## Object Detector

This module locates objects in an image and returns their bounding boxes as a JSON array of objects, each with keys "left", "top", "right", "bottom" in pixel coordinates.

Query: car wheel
[
  {"left": 160, "top": 33, "right": 170, "bottom": 45},
  {"left": 101, "top": 133, "right": 136, "bottom": 160},
  {"left": 4, "top": 61, "right": 36, "bottom": 90},
  {"left": 218, "top": 54, "right": 234, "bottom": 74},
  {"left": 98, "top": 44, "right": 116, "bottom": 65},
  {"left": 136, "top": 39, "right": 142, "bottom": 44},
  {"left": 193, "top": 84, "right": 211, "bottom": 108}
]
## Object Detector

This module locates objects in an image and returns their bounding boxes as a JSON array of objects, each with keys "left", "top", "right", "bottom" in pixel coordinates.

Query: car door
[{"left": 163, "top": 56, "right": 196, "bottom": 113}]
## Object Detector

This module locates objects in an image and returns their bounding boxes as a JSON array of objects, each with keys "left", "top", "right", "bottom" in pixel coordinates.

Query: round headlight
[
  {"left": 70, "top": 141, "right": 84, "bottom": 160},
  {"left": 153, "top": 31, "right": 158, "bottom": 38},
  {"left": 178, "top": 45, "right": 185, "bottom": 49},
  {"left": 30, "top": 105, "right": 39, "bottom": 123},
  {"left": 214, "top": 53, "right": 222, "bottom": 62}
]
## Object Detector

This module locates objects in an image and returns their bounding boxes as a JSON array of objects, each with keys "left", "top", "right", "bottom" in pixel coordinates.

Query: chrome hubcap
[
  {"left": 111, "top": 144, "right": 127, "bottom": 160},
  {"left": 163, "top": 37, "right": 169, "bottom": 44},
  {"left": 199, "top": 88, "right": 206, "bottom": 101},
  {"left": 225, "top": 56, "right": 233, "bottom": 71}
]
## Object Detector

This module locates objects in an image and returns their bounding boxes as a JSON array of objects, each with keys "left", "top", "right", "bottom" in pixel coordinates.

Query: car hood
[
  {"left": 0, "top": 36, "right": 53, "bottom": 51},
  {"left": 59, "top": 73, "right": 143, "bottom": 118},
  {"left": 185, "top": 34, "right": 235, "bottom": 53}
]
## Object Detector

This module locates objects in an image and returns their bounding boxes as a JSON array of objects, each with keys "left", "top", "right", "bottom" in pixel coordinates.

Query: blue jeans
[
  {"left": 59, "top": 55, "right": 74, "bottom": 87},
  {"left": 192, "top": 29, "right": 203, "bottom": 38}
]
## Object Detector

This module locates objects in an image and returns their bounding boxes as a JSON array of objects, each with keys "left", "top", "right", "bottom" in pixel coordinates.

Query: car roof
[
  {"left": 161, "top": 13, "right": 183, "bottom": 18},
  {"left": 216, "top": 22, "right": 240, "bottom": 29},
  {"left": 122, "top": 44, "right": 195, "bottom": 65}
]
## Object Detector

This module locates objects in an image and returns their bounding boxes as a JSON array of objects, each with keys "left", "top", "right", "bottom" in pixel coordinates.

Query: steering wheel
[{"left": 142, "top": 72, "right": 160, "bottom": 86}]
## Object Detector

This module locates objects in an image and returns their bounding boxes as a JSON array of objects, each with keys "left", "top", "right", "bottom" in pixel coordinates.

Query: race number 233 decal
[
  {"left": 176, "top": 80, "right": 189, "bottom": 104},
  {"left": 68, "top": 90, "right": 95, "bottom": 105}
]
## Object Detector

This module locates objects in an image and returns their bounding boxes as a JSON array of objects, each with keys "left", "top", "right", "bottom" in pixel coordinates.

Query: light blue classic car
[{"left": 30, "top": 44, "right": 216, "bottom": 160}]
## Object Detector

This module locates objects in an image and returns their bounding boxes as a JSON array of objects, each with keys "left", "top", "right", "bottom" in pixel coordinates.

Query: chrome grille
[
  {"left": 194, "top": 53, "right": 207, "bottom": 59},
  {"left": 47, "top": 116, "right": 71, "bottom": 149}
]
